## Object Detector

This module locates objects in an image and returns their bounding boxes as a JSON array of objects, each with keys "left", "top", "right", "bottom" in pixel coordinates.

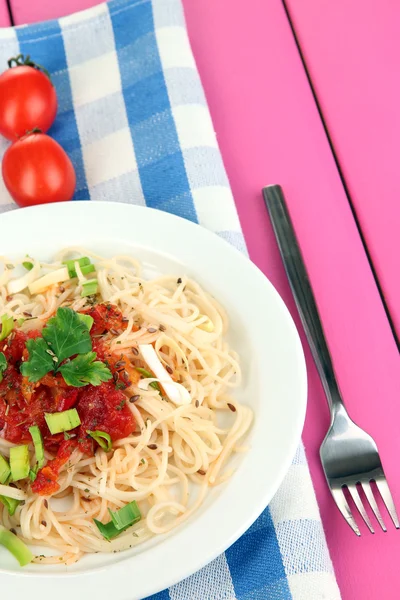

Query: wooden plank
[
  {"left": 286, "top": 0, "right": 400, "bottom": 341},
  {"left": 0, "top": 1, "right": 11, "bottom": 26},
  {"left": 283, "top": 1, "right": 400, "bottom": 597},
  {"left": 10, "top": 0, "right": 98, "bottom": 23}
]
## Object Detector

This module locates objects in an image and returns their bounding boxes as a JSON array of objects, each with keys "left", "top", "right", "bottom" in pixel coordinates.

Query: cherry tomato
[
  {"left": 2, "top": 133, "right": 76, "bottom": 207},
  {"left": 0, "top": 56, "right": 57, "bottom": 140}
]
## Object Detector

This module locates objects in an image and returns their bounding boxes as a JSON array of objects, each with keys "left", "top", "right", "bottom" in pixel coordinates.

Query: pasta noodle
[{"left": 0, "top": 249, "right": 252, "bottom": 565}]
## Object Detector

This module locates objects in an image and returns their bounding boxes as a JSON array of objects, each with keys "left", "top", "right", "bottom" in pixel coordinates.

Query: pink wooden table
[
  {"left": 286, "top": 0, "right": 400, "bottom": 343},
  {"left": 0, "top": 0, "right": 9, "bottom": 25},
  {"left": 1, "top": 1, "right": 400, "bottom": 599}
]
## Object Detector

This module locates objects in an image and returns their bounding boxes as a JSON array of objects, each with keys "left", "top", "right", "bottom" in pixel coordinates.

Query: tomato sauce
[
  {"left": 76, "top": 382, "right": 134, "bottom": 454},
  {"left": 0, "top": 304, "right": 137, "bottom": 495},
  {"left": 31, "top": 439, "right": 78, "bottom": 496},
  {"left": 81, "top": 303, "right": 127, "bottom": 336}
]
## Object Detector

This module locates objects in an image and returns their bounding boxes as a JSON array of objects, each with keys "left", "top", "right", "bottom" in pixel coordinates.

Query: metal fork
[{"left": 263, "top": 184, "right": 399, "bottom": 535}]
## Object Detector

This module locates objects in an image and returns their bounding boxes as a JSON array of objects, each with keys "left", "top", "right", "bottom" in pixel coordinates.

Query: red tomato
[
  {"left": 0, "top": 63, "right": 57, "bottom": 140},
  {"left": 2, "top": 132, "right": 76, "bottom": 207}
]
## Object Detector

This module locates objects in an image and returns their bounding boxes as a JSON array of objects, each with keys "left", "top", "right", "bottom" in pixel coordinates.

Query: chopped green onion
[
  {"left": 29, "top": 426, "right": 45, "bottom": 468},
  {"left": 0, "top": 314, "right": 14, "bottom": 342},
  {"left": 94, "top": 501, "right": 142, "bottom": 540},
  {"left": 9, "top": 445, "right": 29, "bottom": 481},
  {"left": 0, "top": 524, "right": 33, "bottom": 566},
  {"left": 63, "top": 257, "right": 91, "bottom": 279},
  {"left": 64, "top": 261, "right": 75, "bottom": 279},
  {"left": 108, "top": 501, "right": 141, "bottom": 530},
  {"left": 0, "top": 495, "right": 20, "bottom": 516},
  {"left": 45, "top": 408, "right": 81, "bottom": 435},
  {"left": 17, "top": 318, "right": 25, "bottom": 327},
  {"left": 87, "top": 430, "right": 112, "bottom": 452},
  {"left": 0, "top": 352, "right": 7, "bottom": 383},
  {"left": 77, "top": 313, "right": 94, "bottom": 331},
  {"left": 81, "top": 279, "right": 98, "bottom": 298},
  {"left": 0, "top": 455, "right": 11, "bottom": 484},
  {"left": 22, "top": 261, "right": 34, "bottom": 271},
  {"left": 81, "top": 264, "right": 96, "bottom": 276},
  {"left": 93, "top": 519, "right": 127, "bottom": 540},
  {"left": 29, "top": 468, "right": 37, "bottom": 482},
  {"left": 136, "top": 367, "right": 161, "bottom": 392}
]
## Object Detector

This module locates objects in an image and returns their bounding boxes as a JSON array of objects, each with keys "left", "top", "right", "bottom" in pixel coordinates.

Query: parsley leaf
[
  {"left": 43, "top": 307, "right": 92, "bottom": 363},
  {"left": 21, "top": 307, "right": 111, "bottom": 387},
  {"left": 59, "top": 352, "right": 113, "bottom": 387},
  {"left": 20, "top": 338, "right": 55, "bottom": 382},
  {"left": 0, "top": 352, "right": 7, "bottom": 383}
]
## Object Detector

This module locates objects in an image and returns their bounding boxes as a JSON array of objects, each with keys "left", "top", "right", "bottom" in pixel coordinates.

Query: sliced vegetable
[
  {"left": 93, "top": 500, "right": 142, "bottom": 540},
  {"left": 45, "top": 408, "right": 81, "bottom": 434},
  {"left": 29, "top": 425, "right": 45, "bottom": 468},
  {"left": 139, "top": 344, "right": 191, "bottom": 406},
  {"left": 0, "top": 524, "right": 33, "bottom": 566},
  {"left": 22, "top": 260, "right": 33, "bottom": 271},
  {"left": 0, "top": 314, "right": 14, "bottom": 342},
  {"left": 93, "top": 518, "right": 127, "bottom": 540},
  {"left": 81, "top": 279, "right": 98, "bottom": 297},
  {"left": 29, "top": 467, "right": 38, "bottom": 482},
  {"left": 87, "top": 430, "right": 112, "bottom": 452},
  {"left": 77, "top": 313, "right": 94, "bottom": 331},
  {"left": 80, "top": 264, "right": 96, "bottom": 276},
  {"left": 94, "top": 501, "right": 142, "bottom": 540},
  {"left": 108, "top": 501, "right": 141, "bottom": 530},
  {"left": 0, "top": 454, "right": 10, "bottom": 484},
  {"left": 0, "top": 495, "right": 20, "bottom": 516},
  {"left": 28, "top": 266, "right": 69, "bottom": 295},
  {"left": 0, "top": 483, "right": 27, "bottom": 501},
  {"left": 62, "top": 257, "right": 92, "bottom": 279},
  {"left": 136, "top": 367, "right": 161, "bottom": 392},
  {"left": 0, "top": 352, "right": 7, "bottom": 383},
  {"left": 7, "top": 260, "right": 40, "bottom": 294},
  {"left": 10, "top": 445, "right": 29, "bottom": 481}
]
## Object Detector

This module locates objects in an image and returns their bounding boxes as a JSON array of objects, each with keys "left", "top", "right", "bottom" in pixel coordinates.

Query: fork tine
[
  {"left": 375, "top": 477, "right": 400, "bottom": 529},
  {"left": 331, "top": 487, "right": 361, "bottom": 536},
  {"left": 361, "top": 481, "right": 387, "bottom": 532},
  {"left": 347, "top": 484, "right": 374, "bottom": 533}
]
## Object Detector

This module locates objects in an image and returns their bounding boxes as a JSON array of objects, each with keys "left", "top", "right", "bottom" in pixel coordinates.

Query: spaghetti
[{"left": 0, "top": 249, "right": 252, "bottom": 565}]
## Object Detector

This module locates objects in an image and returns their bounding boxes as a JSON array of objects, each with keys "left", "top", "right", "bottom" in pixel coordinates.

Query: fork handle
[{"left": 263, "top": 185, "right": 345, "bottom": 415}]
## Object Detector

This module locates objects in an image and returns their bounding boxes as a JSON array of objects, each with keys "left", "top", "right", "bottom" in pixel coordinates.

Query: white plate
[{"left": 0, "top": 202, "right": 307, "bottom": 600}]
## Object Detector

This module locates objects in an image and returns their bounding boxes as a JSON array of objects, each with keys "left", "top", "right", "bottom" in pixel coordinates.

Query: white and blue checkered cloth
[{"left": 0, "top": 1, "right": 341, "bottom": 598}]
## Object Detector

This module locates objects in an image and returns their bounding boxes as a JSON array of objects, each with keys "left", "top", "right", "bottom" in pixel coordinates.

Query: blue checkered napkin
[{"left": 0, "top": 1, "right": 341, "bottom": 598}]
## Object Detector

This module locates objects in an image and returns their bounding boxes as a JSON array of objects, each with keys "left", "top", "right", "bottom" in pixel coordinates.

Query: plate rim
[{"left": 0, "top": 202, "right": 307, "bottom": 600}]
